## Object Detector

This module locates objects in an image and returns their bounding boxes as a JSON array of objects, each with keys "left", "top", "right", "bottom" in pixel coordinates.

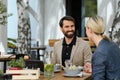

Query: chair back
[
  {"left": 49, "top": 39, "right": 60, "bottom": 47},
  {"left": 25, "top": 60, "right": 44, "bottom": 72}
]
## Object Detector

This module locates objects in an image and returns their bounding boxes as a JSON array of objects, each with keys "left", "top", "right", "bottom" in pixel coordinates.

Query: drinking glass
[
  {"left": 44, "top": 64, "right": 54, "bottom": 79},
  {"left": 65, "top": 60, "right": 72, "bottom": 67}
]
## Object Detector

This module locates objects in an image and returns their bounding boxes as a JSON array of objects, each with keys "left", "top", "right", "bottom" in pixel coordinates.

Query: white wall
[
  {"left": 0, "top": 0, "right": 7, "bottom": 71},
  {"left": 29, "top": 0, "right": 65, "bottom": 45},
  {"left": 0, "top": 0, "right": 7, "bottom": 52},
  {"left": 44, "top": 0, "right": 65, "bottom": 45}
]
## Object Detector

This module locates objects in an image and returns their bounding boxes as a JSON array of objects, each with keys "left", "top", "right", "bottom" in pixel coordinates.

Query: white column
[
  {"left": 44, "top": 0, "right": 65, "bottom": 45},
  {"left": 0, "top": 0, "right": 7, "bottom": 70},
  {"left": 0, "top": 0, "right": 7, "bottom": 53}
]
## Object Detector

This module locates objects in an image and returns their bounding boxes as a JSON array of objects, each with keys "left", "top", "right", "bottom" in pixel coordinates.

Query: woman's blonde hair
[{"left": 86, "top": 16, "right": 110, "bottom": 41}]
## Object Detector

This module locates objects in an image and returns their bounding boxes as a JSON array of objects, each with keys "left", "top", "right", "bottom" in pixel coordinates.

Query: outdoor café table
[{"left": 40, "top": 71, "right": 92, "bottom": 80}]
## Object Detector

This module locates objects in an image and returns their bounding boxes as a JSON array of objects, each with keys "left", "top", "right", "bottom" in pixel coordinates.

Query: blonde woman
[{"left": 86, "top": 16, "right": 120, "bottom": 80}]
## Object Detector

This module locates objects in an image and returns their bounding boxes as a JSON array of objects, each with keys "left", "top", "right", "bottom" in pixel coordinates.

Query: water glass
[
  {"left": 65, "top": 60, "right": 72, "bottom": 67},
  {"left": 44, "top": 64, "right": 54, "bottom": 79}
]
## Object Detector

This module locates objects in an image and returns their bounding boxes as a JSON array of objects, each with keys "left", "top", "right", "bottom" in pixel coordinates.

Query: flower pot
[
  {"left": 9, "top": 67, "right": 22, "bottom": 75},
  {"left": 9, "top": 67, "right": 22, "bottom": 70}
]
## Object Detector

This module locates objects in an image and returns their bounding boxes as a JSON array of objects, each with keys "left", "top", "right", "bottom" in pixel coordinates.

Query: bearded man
[{"left": 52, "top": 16, "right": 92, "bottom": 73}]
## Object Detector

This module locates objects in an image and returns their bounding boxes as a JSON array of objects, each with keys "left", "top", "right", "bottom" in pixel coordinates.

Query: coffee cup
[{"left": 54, "top": 64, "right": 61, "bottom": 71}]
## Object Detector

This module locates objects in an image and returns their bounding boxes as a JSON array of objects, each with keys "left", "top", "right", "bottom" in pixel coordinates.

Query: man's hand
[{"left": 84, "top": 62, "right": 92, "bottom": 73}]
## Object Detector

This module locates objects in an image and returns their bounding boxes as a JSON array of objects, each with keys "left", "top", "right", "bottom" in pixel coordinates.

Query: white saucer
[
  {"left": 63, "top": 73, "right": 82, "bottom": 77},
  {"left": 54, "top": 69, "right": 61, "bottom": 72},
  {"left": 63, "top": 73, "right": 78, "bottom": 77}
]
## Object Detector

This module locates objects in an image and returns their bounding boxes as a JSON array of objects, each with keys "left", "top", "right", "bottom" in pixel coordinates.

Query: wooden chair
[
  {"left": 80, "top": 37, "right": 96, "bottom": 53},
  {"left": 25, "top": 60, "right": 44, "bottom": 72},
  {"left": 49, "top": 39, "right": 60, "bottom": 47}
]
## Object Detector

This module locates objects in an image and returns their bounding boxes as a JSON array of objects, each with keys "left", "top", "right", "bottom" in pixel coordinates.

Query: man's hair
[{"left": 59, "top": 16, "right": 75, "bottom": 27}]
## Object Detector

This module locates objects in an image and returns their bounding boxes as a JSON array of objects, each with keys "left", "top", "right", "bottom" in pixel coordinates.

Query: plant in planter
[{"left": 8, "top": 57, "right": 25, "bottom": 70}]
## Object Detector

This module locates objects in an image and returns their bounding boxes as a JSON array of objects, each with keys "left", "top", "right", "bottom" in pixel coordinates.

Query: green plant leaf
[{"left": 8, "top": 57, "right": 25, "bottom": 68}]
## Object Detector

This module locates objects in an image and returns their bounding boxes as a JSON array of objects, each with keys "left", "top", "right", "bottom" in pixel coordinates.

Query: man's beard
[{"left": 63, "top": 30, "right": 75, "bottom": 38}]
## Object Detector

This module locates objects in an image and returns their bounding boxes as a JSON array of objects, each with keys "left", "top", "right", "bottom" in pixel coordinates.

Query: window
[{"left": 85, "top": 0, "right": 97, "bottom": 17}]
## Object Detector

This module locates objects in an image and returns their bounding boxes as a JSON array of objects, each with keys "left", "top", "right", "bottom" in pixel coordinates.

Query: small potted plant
[{"left": 8, "top": 57, "right": 25, "bottom": 70}]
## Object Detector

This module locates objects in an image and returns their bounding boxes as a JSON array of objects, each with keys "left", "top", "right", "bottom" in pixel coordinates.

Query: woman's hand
[{"left": 84, "top": 62, "right": 92, "bottom": 73}]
